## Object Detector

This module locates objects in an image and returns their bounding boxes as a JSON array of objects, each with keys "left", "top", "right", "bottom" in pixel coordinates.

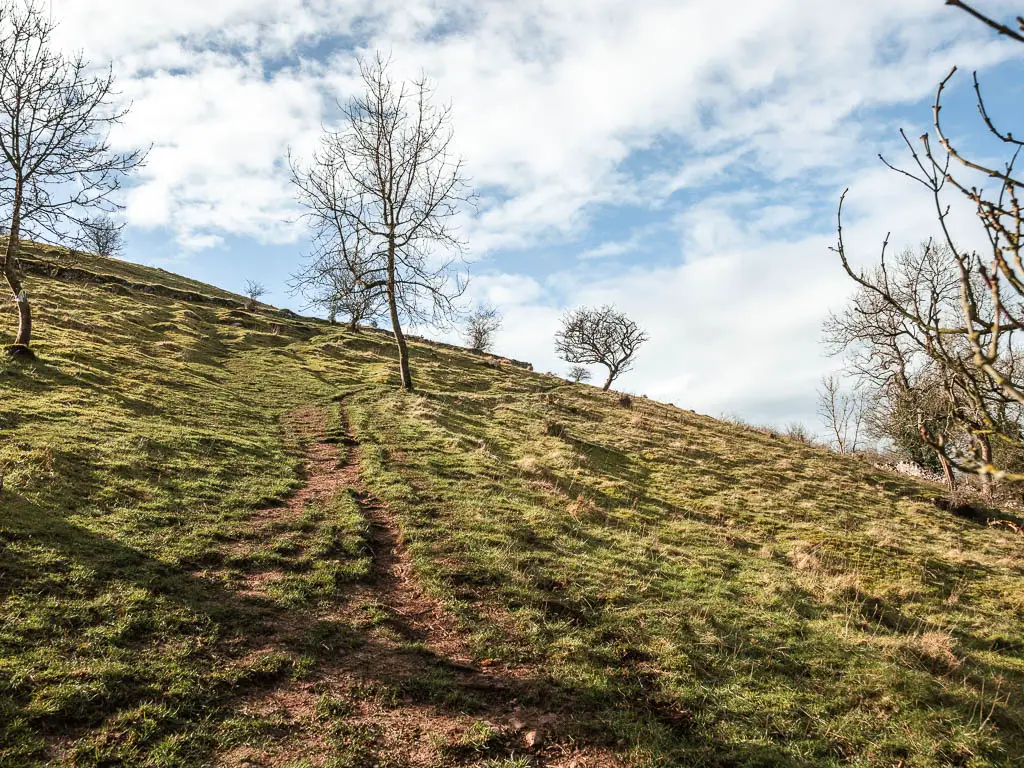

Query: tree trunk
[
  {"left": 3, "top": 262, "right": 31, "bottom": 347},
  {"left": 389, "top": 293, "right": 412, "bottom": 390},
  {"left": 348, "top": 317, "right": 358, "bottom": 332},
  {"left": 938, "top": 451, "right": 956, "bottom": 493},
  {"left": 2, "top": 199, "right": 30, "bottom": 348},
  {"left": 601, "top": 366, "right": 615, "bottom": 391},
  {"left": 387, "top": 234, "right": 412, "bottom": 391},
  {"left": 833, "top": 424, "right": 846, "bottom": 455},
  {"left": 979, "top": 435, "right": 993, "bottom": 498},
  {"left": 13, "top": 287, "right": 30, "bottom": 347}
]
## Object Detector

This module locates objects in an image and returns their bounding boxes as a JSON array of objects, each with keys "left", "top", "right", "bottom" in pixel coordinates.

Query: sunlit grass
[{"left": 0, "top": 247, "right": 1021, "bottom": 767}]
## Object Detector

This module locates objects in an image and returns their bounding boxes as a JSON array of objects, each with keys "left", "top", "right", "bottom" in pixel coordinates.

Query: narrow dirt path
[
  {"left": 217, "top": 401, "right": 624, "bottom": 768},
  {"left": 332, "top": 410, "right": 482, "bottom": 671},
  {"left": 225, "top": 405, "right": 344, "bottom": 598}
]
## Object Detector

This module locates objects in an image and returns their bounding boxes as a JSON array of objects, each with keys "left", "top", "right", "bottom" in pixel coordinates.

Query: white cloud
[
  {"left": 47, "top": 0, "right": 1020, "bottom": 254},
  {"left": 177, "top": 232, "right": 225, "bottom": 252},
  {"left": 113, "top": 60, "right": 326, "bottom": 244},
  {"left": 467, "top": 273, "right": 545, "bottom": 307},
  {"left": 482, "top": 152, "right": 1002, "bottom": 430},
  {"left": 363, "top": 0, "right": 1018, "bottom": 246},
  {"left": 53, "top": 1, "right": 343, "bottom": 65},
  {"left": 578, "top": 240, "right": 637, "bottom": 261}
]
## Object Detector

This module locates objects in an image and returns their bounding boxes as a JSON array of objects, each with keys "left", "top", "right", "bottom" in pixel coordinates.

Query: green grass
[
  {"left": 347, "top": 386, "right": 1024, "bottom": 767},
  {"left": 1, "top": 247, "right": 1022, "bottom": 766}
]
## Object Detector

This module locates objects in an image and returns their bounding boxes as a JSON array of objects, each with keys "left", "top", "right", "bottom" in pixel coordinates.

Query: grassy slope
[{"left": 0, "top": 250, "right": 1022, "bottom": 767}]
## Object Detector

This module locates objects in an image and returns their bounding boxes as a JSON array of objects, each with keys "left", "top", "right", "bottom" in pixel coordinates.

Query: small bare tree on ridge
[{"left": 555, "top": 305, "right": 648, "bottom": 392}]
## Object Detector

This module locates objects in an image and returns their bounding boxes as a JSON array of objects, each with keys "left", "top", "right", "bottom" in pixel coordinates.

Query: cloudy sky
[{"left": 49, "top": 0, "right": 1024, "bottom": 431}]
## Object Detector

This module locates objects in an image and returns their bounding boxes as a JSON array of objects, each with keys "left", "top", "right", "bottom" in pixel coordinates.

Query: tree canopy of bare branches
[
  {"left": 554, "top": 305, "right": 648, "bottom": 391},
  {"left": 328, "top": 268, "right": 382, "bottom": 330},
  {"left": 832, "top": 3, "right": 1024, "bottom": 484},
  {"left": 290, "top": 53, "right": 471, "bottom": 390},
  {"left": 0, "top": 1, "right": 144, "bottom": 354},
  {"left": 81, "top": 214, "right": 123, "bottom": 258},
  {"left": 568, "top": 365, "right": 591, "bottom": 384},
  {"left": 292, "top": 246, "right": 385, "bottom": 331},
  {"left": 464, "top": 303, "right": 501, "bottom": 353},
  {"left": 817, "top": 375, "right": 863, "bottom": 455},
  {"left": 825, "top": 241, "right": 1022, "bottom": 491},
  {"left": 243, "top": 280, "right": 267, "bottom": 312}
]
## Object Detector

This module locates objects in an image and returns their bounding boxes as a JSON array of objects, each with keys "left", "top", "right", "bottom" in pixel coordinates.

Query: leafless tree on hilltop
[
  {"left": 465, "top": 303, "right": 501, "bottom": 353},
  {"left": 290, "top": 53, "right": 472, "bottom": 390},
  {"left": 555, "top": 305, "right": 648, "bottom": 392}
]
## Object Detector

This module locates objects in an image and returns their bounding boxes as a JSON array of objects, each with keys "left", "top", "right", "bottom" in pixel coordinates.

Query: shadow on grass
[
  {"left": 0, "top": 488, "right": 832, "bottom": 767},
  {"left": 5, "top": 428, "right": 1022, "bottom": 768}
]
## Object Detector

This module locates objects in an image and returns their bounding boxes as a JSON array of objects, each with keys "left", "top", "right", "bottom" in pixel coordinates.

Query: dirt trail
[
  {"left": 225, "top": 405, "right": 344, "bottom": 597},
  {"left": 218, "top": 402, "right": 622, "bottom": 768},
  {"left": 339, "top": 427, "right": 456, "bottom": 641}
]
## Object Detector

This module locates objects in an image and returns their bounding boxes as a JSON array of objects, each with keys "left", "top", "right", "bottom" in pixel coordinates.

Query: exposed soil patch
[
  {"left": 335, "top": 441, "right": 479, "bottom": 669},
  {"left": 221, "top": 405, "right": 346, "bottom": 598},
  {"left": 252, "top": 405, "right": 343, "bottom": 525}
]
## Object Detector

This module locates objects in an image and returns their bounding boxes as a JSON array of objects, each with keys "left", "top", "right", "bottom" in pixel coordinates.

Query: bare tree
[
  {"left": 464, "top": 303, "right": 501, "bottom": 353},
  {"left": 244, "top": 280, "right": 267, "bottom": 312},
  {"left": 292, "top": 248, "right": 384, "bottom": 331},
  {"left": 0, "top": 1, "right": 144, "bottom": 355},
  {"left": 554, "top": 305, "right": 648, "bottom": 391},
  {"left": 81, "top": 214, "right": 123, "bottom": 257},
  {"left": 290, "top": 53, "right": 471, "bottom": 391},
  {"left": 832, "top": 3, "right": 1024, "bottom": 483},
  {"left": 824, "top": 242, "right": 1012, "bottom": 491},
  {"left": 816, "top": 374, "right": 863, "bottom": 455},
  {"left": 784, "top": 422, "right": 815, "bottom": 446},
  {"left": 325, "top": 268, "right": 384, "bottom": 331},
  {"left": 872, "top": 367, "right": 977, "bottom": 487},
  {"left": 568, "top": 365, "right": 591, "bottom": 384}
]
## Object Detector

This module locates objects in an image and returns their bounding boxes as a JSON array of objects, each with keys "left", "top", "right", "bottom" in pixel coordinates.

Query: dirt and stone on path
[{"left": 215, "top": 401, "right": 624, "bottom": 768}]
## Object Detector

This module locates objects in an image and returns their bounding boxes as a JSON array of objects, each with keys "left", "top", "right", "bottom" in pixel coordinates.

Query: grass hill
[{"left": 1, "top": 246, "right": 1022, "bottom": 768}]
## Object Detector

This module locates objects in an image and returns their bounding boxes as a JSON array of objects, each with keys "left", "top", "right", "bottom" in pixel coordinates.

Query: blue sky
[{"left": 49, "top": 0, "right": 1024, "bottom": 434}]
